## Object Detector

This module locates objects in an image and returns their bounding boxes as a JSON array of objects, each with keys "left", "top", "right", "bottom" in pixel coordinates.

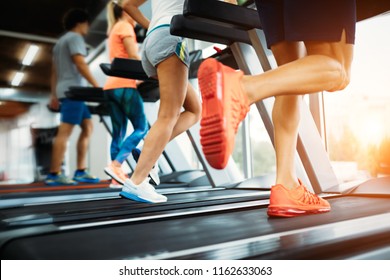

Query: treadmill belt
[
  {"left": 0, "top": 189, "right": 267, "bottom": 226},
  {"left": 0, "top": 181, "right": 110, "bottom": 194},
  {"left": 0, "top": 181, "right": 202, "bottom": 210},
  {"left": 1, "top": 196, "right": 389, "bottom": 259},
  {"left": 350, "top": 176, "right": 390, "bottom": 196}
]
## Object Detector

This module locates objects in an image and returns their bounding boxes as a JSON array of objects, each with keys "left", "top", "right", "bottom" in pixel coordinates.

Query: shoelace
[
  {"left": 141, "top": 178, "right": 156, "bottom": 192},
  {"left": 301, "top": 187, "right": 322, "bottom": 205}
]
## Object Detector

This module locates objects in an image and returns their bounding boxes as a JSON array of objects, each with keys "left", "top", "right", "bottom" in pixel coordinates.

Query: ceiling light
[
  {"left": 11, "top": 72, "right": 24, "bottom": 87},
  {"left": 22, "top": 44, "right": 39, "bottom": 66}
]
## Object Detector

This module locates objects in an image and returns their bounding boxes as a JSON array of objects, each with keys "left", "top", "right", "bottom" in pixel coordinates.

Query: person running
[
  {"left": 46, "top": 8, "right": 100, "bottom": 186},
  {"left": 115, "top": 0, "right": 201, "bottom": 203},
  {"left": 198, "top": 0, "right": 356, "bottom": 217},
  {"left": 103, "top": 0, "right": 151, "bottom": 189}
]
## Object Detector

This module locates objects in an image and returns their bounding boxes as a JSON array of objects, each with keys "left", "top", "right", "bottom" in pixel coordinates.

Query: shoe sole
[
  {"left": 267, "top": 206, "right": 331, "bottom": 218},
  {"left": 45, "top": 182, "right": 77, "bottom": 186},
  {"left": 104, "top": 167, "right": 125, "bottom": 185},
  {"left": 109, "top": 184, "right": 123, "bottom": 189},
  {"left": 73, "top": 178, "right": 100, "bottom": 184},
  {"left": 119, "top": 190, "right": 167, "bottom": 203},
  {"left": 198, "top": 58, "right": 229, "bottom": 169}
]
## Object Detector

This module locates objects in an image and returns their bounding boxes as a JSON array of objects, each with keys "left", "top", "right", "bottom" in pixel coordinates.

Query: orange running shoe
[
  {"left": 267, "top": 179, "right": 331, "bottom": 217},
  {"left": 198, "top": 58, "right": 249, "bottom": 169},
  {"left": 109, "top": 178, "right": 123, "bottom": 189},
  {"left": 104, "top": 162, "right": 128, "bottom": 185}
]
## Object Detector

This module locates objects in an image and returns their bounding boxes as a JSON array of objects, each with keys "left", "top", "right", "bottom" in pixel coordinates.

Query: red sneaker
[
  {"left": 198, "top": 58, "right": 249, "bottom": 169},
  {"left": 267, "top": 179, "right": 331, "bottom": 217}
]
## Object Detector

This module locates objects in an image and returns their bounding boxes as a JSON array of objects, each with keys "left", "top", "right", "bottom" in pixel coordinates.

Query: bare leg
[
  {"left": 249, "top": 32, "right": 352, "bottom": 190},
  {"left": 169, "top": 82, "right": 201, "bottom": 141},
  {"left": 243, "top": 31, "right": 354, "bottom": 104},
  {"left": 130, "top": 55, "right": 194, "bottom": 185},
  {"left": 271, "top": 42, "right": 305, "bottom": 189},
  {"left": 77, "top": 118, "right": 93, "bottom": 170},
  {"left": 50, "top": 123, "right": 74, "bottom": 173}
]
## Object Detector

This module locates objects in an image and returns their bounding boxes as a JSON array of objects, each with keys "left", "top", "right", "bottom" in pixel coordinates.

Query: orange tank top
[{"left": 103, "top": 21, "right": 138, "bottom": 90}]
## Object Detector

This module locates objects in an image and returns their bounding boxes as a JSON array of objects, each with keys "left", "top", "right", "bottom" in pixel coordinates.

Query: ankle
[
  {"left": 275, "top": 177, "right": 300, "bottom": 190},
  {"left": 111, "top": 160, "right": 122, "bottom": 168},
  {"left": 241, "top": 76, "right": 254, "bottom": 105},
  {"left": 130, "top": 176, "right": 143, "bottom": 186}
]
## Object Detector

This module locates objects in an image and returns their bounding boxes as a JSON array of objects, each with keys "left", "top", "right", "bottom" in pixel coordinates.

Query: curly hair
[{"left": 63, "top": 8, "right": 90, "bottom": 31}]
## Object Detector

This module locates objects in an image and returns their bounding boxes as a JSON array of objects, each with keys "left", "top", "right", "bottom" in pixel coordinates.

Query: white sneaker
[
  {"left": 149, "top": 164, "right": 160, "bottom": 185},
  {"left": 120, "top": 178, "right": 167, "bottom": 203},
  {"left": 132, "top": 148, "right": 160, "bottom": 185}
]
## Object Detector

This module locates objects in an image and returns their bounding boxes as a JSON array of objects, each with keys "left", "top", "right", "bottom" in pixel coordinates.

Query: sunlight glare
[{"left": 358, "top": 117, "right": 385, "bottom": 146}]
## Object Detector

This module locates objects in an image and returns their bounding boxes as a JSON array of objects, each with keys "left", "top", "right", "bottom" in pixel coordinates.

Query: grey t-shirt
[{"left": 53, "top": 31, "right": 87, "bottom": 99}]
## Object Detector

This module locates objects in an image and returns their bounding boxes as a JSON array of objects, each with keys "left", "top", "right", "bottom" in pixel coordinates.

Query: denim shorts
[
  {"left": 60, "top": 98, "right": 91, "bottom": 125},
  {"left": 141, "top": 24, "right": 189, "bottom": 77}
]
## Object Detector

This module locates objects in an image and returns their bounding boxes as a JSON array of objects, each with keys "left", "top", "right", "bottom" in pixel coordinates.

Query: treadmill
[
  {"left": 0, "top": 82, "right": 184, "bottom": 209},
  {"left": 0, "top": 57, "right": 271, "bottom": 256},
  {"left": 1, "top": 0, "right": 389, "bottom": 260},
  {"left": 0, "top": 61, "right": 207, "bottom": 209},
  {"left": 0, "top": 44, "right": 271, "bottom": 223},
  {"left": 0, "top": 27, "right": 259, "bottom": 210},
  {"left": 0, "top": 100, "right": 121, "bottom": 209}
]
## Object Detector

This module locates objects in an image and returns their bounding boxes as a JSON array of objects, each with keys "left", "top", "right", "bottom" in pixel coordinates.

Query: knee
[
  {"left": 158, "top": 108, "right": 181, "bottom": 125},
  {"left": 327, "top": 60, "right": 351, "bottom": 92},
  {"left": 56, "top": 129, "right": 69, "bottom": 140},
  {"left": 337, "top": 68, "right": 351, "bottom": 91},
  {"left": 193, "top": 103, "right": 202, "bottom": 123},
  {"left": 185, "top": 98, "right": 202, "bottom": 124},
  {"left": 132, "top": 129, "right": 147, "bottom": 145},
  {"left": 137, "top": 123, "right": 149, "bottom": 139},
  {"left": 187, "top": 104, "right": 201, "bottom": 126},
  {"left": 56, "top": 125, "right": 73, "bottom": 140},
  {"left": 81, "top": 122, "right": 93, "bottom": 137}
]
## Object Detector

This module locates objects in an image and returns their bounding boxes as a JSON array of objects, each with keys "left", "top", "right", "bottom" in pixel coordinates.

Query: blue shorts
[
  {"left": 141, "top": 25, "right": 189, "bottom": 77},
  {"left": 60, "top": 98, "right": 91, "bottom": 125},
  {"left": 255, "top": 0, "right": 356, "bottom": 49}
]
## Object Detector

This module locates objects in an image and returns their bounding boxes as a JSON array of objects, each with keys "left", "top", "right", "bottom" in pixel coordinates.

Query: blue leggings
[{"left": 106, "top": 88, "right": 148, "bottom": 164}]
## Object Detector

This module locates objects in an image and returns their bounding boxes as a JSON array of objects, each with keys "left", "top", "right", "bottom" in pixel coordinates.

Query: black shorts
[{"left": 255, "top": 0, "right": 356, "bottom": 49}]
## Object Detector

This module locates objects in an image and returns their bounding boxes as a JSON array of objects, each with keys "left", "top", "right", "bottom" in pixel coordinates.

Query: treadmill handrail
[
  {"left": 170, "top": 15, "right": 251, "bottom": 45},
  {"left": 183, "top": 0, "right": 262, "bottom": 30},
  {"left": 99, "top": 58, "right": 150, "bottom": 81},
  {"left": 65, "top": 86, "right": 107, "bottom": 103}
]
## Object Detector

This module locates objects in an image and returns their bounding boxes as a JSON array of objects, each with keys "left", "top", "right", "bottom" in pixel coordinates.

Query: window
[{"left": 324, "top": 14, "right": 390, "bottom": 182}]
